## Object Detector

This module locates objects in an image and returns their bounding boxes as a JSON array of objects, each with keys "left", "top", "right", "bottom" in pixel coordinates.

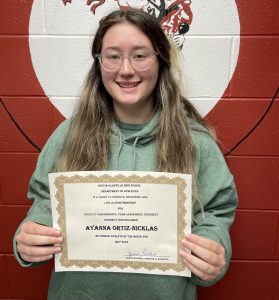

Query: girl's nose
[{"left": 118, "top": 56, "right": 135, "bottom": 76}]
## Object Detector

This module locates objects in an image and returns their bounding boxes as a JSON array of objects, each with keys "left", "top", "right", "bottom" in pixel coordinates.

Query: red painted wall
[{"left": 0, "top": 1, "right": 278, "bottom": 299}]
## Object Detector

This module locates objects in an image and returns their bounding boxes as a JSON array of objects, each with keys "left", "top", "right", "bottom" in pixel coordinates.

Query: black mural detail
[
  {"left": 0, "top": 97, "right": 41, "bottom": 152},
  {"left": 146, "top": 0, "right": 166, "bottom": 21},
  {"left": 224, "top": 86, "right": 279, "bottom": 156},
  {"left": 62, "top": 0, "right": 193, "bottom": 50}
]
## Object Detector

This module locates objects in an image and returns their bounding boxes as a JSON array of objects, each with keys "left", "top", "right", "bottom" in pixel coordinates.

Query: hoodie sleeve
[
  {"left": 13, "top": 119, "right": 71, "bottom": 267},
  {"left": 190, "top": 130, "right": 238, "bottom": 287}
]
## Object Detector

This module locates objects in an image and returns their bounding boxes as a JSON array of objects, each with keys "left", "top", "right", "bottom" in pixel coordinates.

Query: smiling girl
[{"left": 14, "top": 9, "right": 237, "bottom": 300}]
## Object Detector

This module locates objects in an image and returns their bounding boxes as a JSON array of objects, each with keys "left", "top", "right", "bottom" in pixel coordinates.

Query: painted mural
[{"left": 0, "top": 0, "right": 278, "bottom": 299}]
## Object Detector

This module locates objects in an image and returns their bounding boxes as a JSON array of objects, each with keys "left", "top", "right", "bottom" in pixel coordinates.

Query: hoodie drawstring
[
  {"left": 132, "top": 137, "right": 139, "bottom": 171},
  {"left": 115, "top": 127, "right": 123, "bottom": 171},
  {"left": 115, "top": 129, "right": 139, "bottom": 171}
]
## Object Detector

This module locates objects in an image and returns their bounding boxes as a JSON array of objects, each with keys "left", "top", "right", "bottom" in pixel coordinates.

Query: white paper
[{"left": 49, "top": 171, "right": 192, "bottom": 277}]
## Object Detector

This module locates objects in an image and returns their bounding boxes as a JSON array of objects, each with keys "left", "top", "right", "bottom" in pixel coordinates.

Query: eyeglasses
[{"left": 94, "top": 49, "right": 159, "bottom": 72}]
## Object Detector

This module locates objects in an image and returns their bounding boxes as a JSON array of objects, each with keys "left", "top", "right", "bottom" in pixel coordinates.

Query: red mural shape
[
  {"left": 161, "top": 0, "right": 193, "bottom": 36},
  {"left": 0, "top": 0, "right": 278, "bottom": 155}
]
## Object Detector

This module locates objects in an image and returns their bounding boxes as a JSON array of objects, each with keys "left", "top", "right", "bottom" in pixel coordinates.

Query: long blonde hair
[{"left": 56, "top": 10, "right": 211, "bottom": 207}]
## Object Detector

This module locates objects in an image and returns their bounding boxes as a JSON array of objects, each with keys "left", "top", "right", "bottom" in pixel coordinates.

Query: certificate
[{"left": 49, "top": 171, "right": 192, "bottom": 277}]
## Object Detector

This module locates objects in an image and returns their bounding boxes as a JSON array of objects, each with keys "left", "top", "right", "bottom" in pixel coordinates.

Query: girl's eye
[
  {"left": 134, "top": 53, "right": 147, "bottom": 60},
  {"left": 106, "top": 54, "right": 121, "bottom": 60}
]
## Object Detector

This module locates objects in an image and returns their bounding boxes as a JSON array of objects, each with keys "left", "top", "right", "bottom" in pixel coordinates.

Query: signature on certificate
[{"left": 127, "top": 249, "right": 157, "bottom": 257}]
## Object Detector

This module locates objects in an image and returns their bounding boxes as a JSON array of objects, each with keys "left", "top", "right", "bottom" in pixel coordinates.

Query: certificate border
[{"left": 54, "top": 174, "right": 187, "bottom": 272}]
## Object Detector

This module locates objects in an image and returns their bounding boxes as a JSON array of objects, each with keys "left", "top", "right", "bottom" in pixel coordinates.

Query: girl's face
[{"left": 100, "top": 21, "right": 159, "bottom": 124}]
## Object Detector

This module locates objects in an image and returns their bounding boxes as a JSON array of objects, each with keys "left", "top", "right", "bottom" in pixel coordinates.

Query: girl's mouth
[{"left": 117, "top": 82, "right": 140, "bottom": 88}]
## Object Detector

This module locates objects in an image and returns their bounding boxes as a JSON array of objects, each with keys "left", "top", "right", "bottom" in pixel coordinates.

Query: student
[{"left": 14, "top": 9, "right": 238, "bottom": 300}]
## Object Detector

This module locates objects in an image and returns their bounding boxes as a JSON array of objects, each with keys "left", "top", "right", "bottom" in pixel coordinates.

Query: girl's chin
[{"left": 113, "top": 94, "right": 142, "bottom": 105}]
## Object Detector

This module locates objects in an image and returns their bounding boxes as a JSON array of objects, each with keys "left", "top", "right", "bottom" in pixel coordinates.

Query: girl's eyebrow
[
  {"left": 102, "top": 46, "right": 121, "bottom": 51},
  {"left": 133, "top": 46, "right": 152, "bottom": 50},
  {"left": 102, "top": 45, "right": 151, "bottom": 52}
]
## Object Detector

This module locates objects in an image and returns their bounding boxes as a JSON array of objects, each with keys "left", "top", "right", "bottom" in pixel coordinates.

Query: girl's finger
[
  {"left": 184, "top": 233, "right": 225, "bottom": 255},
  {"left": 180, "top": 250, "right": 221, "bottom": 276},
  {"left": 182, "top": 257, "right": 218, "bottom": 282},
  {"left": 182, "top": 238, "right": 224, "bottom": 267}
]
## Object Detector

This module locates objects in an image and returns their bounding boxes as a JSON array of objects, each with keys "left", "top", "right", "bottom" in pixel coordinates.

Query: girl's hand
[
  {"left": 180, "top": 233, "right": 226, "bottom": 281},
  {"left": 16, "top": 221, "right": 62, "bottom": 263}
]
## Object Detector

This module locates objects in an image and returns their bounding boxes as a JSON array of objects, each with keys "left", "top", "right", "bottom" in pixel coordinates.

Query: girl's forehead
[{"left": 101, "top": 22, "right": 153, "bottom": 50}]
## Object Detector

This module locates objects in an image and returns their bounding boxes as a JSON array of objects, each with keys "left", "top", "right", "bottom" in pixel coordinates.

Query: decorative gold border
[{"left": 54, "top": 174, "right": 188, "bottom": 272}]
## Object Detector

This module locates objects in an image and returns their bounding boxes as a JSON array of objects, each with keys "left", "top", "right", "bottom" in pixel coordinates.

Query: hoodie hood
[
  {"left": 109, "top": 112, "right": 159, "bottom": 171},
  {"left": 111, "top": 112, "right": 159, "bottom": 146}
]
